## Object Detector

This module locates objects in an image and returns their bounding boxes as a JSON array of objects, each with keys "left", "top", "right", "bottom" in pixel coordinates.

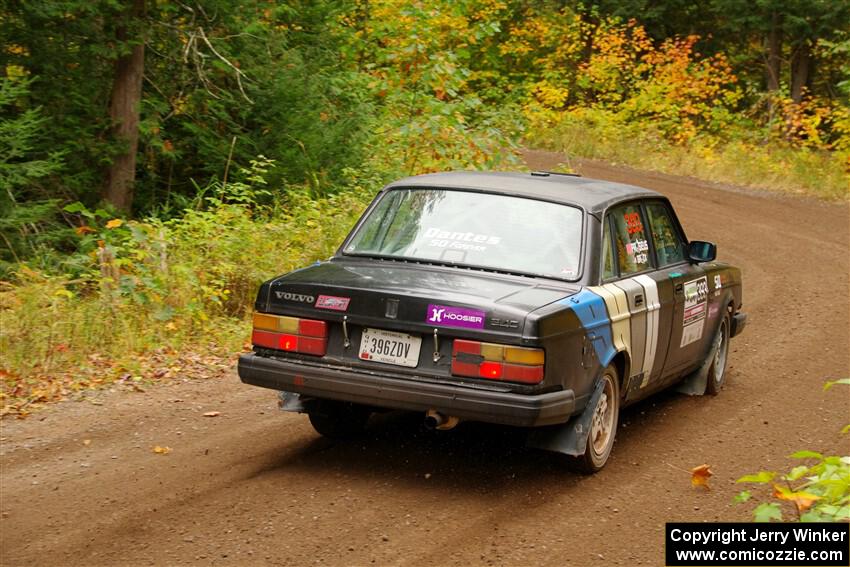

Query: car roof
[{"left": 384, "top": 171, "right": 663, "bottom": 214}]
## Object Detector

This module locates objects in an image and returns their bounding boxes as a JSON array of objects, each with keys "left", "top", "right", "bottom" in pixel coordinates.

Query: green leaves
[
  {"left": 753, "top": 503, "right": 783, "bottom": 522},
  {"left": 823, "top": 378, "right": 850, "bottom": 391},
  {"left": 737, "top": 471, "right": 775, "bottom": 484},
  {"left": 733, "top": 490, "right": 751, "bottom": 503},
  {"left": 791, "top": 450, "right": 825, "bottom": 460}
]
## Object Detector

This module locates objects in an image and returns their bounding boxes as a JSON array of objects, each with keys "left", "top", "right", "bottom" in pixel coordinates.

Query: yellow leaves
[
  {"left": 171, "top": 95, "right": 187, "bottom": 115},
  {"left": 105, "top": 219, "right": 123, "bottom": 229},
  {"left": 691, "top": 464, "right": 713, "bottom": 490},
  {"left": 29, "top": 387, "right": 49, "bottom": 402},
  {"left": 532, "top": 81, "right": 570, "bottom": 109},
  {"left": 152, "top": 445, "right": 172, "bottom": 455},
  {"left": 53, "top": 288, "right": 74, "bottom": 299},
  {"left": 6, "top": 44, "right": 29, "bottom": 56},
  {"left": 5, "top": 65, "right": 29, "bottom": 79},
  {"left": 770, "top": 95, "right": 835, "bottom": 149},
  {"left": 772, "top": 484, "right": 820, "bottom": 513}
]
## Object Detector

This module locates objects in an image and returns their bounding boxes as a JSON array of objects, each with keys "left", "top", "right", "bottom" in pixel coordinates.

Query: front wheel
[
  {"left": 307, "top": 400, "right": 371, "bottom": 439},
  {"left": 572, "top": 364, "right": 620, "bottom": 474}
]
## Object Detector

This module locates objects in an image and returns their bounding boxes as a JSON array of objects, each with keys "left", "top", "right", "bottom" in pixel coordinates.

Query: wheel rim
[
  {"left": 590, "top": 375, "right": 615, "bottom": 456},
  {"left": 713, "top": 319, "right": 728, "bottom": 384}
]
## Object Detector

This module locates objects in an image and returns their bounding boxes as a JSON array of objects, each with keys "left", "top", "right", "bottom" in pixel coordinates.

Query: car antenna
[{"left": 530, "top": 170, "right": 582, "bottom": 177}]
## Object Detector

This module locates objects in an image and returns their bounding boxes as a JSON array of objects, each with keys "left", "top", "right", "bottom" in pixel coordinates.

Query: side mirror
[{"left": 688, "top": 240, "right": 716, "bottom": 263}]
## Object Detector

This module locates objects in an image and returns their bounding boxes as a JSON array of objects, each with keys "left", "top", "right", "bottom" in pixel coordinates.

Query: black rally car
[{"left": 238, "top": 171, "right": 746, "bottom": 472}]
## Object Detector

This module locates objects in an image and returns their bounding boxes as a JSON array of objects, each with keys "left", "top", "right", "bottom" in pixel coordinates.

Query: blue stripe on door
[{"left": 561, "top": 290, "right": 616, "bottom": 366}]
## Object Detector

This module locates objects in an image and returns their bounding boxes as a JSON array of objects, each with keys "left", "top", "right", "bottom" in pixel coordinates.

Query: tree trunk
[
  {"left": 103, "top": 0, "right": 145, "bottom": 212},
  {"left": 766, "top": 11, "right": 782, "bottom": 93},
  {"left": 790, "top": 41, "right": 811, "bottom": 103},
  {"left": 570, "top": 7, "right": 599, "bottom": 105}
]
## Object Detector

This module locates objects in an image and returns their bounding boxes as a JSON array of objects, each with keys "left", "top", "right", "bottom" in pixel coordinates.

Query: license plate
[{"left": 358, "top": 328, "right": 421, "bottom": 368}]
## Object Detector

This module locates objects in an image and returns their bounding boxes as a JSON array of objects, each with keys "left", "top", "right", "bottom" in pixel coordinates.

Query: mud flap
[
  {"left": 526, "top": 378, "right": 604, "bottom": 456},
  {"left": 676, "top": 319, "right": 722, "bottom": 396}
]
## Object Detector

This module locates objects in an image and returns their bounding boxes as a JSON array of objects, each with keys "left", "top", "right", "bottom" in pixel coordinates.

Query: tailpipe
[{"left": 424, "top": 409, "right": 460, "bottom": 431}]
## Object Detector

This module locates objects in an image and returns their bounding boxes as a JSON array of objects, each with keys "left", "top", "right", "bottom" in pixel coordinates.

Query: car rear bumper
[{"left": 238, "top": 353, "right": 575, "bottom": 427}]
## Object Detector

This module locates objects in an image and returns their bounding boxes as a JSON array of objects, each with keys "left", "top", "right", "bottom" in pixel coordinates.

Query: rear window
[{"left": 343, "top": 188, "right": 584, "bottom": 279}]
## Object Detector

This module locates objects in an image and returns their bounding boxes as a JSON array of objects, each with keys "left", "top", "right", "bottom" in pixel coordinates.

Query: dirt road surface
[{"left": 2, "top": 152, "right": 848, "bottom": 566}]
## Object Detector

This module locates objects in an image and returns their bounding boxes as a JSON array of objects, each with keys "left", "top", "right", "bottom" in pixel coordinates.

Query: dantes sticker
[
  {"left": 315, "top": 295, "right": 350, "bottom": 311},
  {"left": 426, "top": 304, "right": 485, "bottom": 329}
]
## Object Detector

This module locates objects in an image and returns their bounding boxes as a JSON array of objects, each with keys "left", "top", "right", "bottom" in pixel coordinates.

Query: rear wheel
[
  {"left": 572, "top": 364, "right": 620, "bottom": 474},
  {"left": 307, "top": 400, "right": 371, "bottom": 439},
  {"left": 705, "top": 314, "right": 730, "bottom": 396}
]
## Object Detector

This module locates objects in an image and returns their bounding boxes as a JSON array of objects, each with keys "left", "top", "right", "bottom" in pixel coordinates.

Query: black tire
[
  {"left": 705, "top": 313, "right": 731, "bottom": 396},
  {"left": 307, "top": 400, "right": 371, "bottom": 439},
  {"left": 571, "top": 364, "right": 620, "bottom": 474}
]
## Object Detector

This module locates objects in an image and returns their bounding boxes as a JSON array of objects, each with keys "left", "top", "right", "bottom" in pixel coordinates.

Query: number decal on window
[{"left": 624, "top": 212, "right": 643, "bottom": 235}]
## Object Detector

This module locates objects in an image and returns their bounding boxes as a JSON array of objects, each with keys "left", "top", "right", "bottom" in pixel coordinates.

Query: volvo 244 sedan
[{"left": 238, "top": 171, "right": 746, "bottom": 472}]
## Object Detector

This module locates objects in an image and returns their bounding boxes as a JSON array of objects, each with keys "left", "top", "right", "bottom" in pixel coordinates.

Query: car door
[
  {"left": 596, "top": 202, "right": 674, "bottom": 402},
  {"left": 642, "top": 200, "right": 708, "bottom": 380}
]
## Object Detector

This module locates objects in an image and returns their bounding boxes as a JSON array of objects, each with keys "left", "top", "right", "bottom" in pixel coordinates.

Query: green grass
[{"left": 526, "top": 112, "right": 849, "bottom": 201}]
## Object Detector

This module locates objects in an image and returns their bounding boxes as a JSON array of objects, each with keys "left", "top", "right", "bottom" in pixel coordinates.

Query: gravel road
[{"left": 2, "top": 152, "right": 848, "bottom": 566}]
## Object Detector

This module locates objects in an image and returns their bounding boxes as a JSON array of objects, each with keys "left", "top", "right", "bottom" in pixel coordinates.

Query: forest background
[{"left": 1, "top": 0, "right": 848, "bottom": 415}]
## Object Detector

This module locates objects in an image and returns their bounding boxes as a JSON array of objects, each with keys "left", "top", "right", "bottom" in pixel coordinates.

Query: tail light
[
  {"left": 451, "top": 340, "right": 544, "bottom": 384},
  {"left": 251, "top": 313, "right": 328, "bottom": 356}
]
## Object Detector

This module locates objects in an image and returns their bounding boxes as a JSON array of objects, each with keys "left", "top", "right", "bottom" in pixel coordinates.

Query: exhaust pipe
[{"left": 424, "top": 409, "right": 460, "bottom": 431}]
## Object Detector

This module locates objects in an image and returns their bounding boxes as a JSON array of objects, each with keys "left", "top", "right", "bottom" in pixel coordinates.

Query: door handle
[
  {"left": 675, "top": 283, "right": 683, "bottom": 293},
  {"left": 635, "top": 294, "right": 644, "bottom": 306}
]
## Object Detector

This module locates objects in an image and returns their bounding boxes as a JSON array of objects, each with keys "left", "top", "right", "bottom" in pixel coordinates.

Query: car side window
[
  {"left": 609, "top": 204, "right": 653, "bottom": 276},
  {"left": 645, "top": 202, "right": 686, "bottom": 266},
  {"left": 601, "top": 217, "right": 616, "bottom": 280}
]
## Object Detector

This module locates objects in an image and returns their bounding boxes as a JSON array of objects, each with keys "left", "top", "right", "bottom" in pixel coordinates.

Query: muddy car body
[{"left": 238, "top": 171, "right": 746, "bottom": 471}]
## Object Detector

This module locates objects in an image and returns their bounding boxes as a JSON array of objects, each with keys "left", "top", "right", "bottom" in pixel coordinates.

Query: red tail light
[
  {"left": 451, "top": 340, "right": 544, "bottom": 384},
  {"left": 252, "top": 313, "right": 328, "bottom": 356}
]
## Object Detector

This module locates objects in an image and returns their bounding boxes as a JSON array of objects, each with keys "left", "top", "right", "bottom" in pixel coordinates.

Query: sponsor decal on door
[{"left": 681, "top": 276, "right": 708, "bottom": 347}]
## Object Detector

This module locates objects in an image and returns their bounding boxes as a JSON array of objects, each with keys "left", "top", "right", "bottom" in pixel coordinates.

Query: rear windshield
[{"left": 343, "top": 188, "right": 583, "bottom": 279}]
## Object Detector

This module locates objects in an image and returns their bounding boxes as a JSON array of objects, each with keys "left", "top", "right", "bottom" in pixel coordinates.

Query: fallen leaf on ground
[
  {"left": 691, "top": 464, "right": 713, "bottom": 489},
  {"left": 152, "top": 445, "right": 172, "bottom": 454},
  {"left": 203, "top": 411, "right": 221, "bottom": 417},
  {"left": 83, "top": 439, "right": 91, "bottom": 446}
]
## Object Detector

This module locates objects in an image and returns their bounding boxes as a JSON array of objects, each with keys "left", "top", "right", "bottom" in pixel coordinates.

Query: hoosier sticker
[{"left": 425, "top": 304, "right": 485, "bottom": 329}]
